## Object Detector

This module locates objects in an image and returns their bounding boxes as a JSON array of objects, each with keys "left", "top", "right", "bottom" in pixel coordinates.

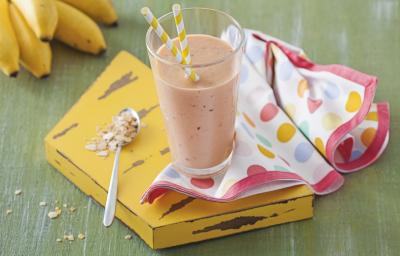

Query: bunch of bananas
[{"left": 0, "top": 0, "right": 117, "bottom": 78}]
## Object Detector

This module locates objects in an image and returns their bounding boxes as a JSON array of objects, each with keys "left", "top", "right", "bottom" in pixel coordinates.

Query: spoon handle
[{"left": 103, "top": 146, "right": 122, "bottom": 227}]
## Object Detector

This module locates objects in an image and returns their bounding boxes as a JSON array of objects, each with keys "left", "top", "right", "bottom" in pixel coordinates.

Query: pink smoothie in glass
[{"left": 152, "top": 34, "right": 239, "bottom": 171}]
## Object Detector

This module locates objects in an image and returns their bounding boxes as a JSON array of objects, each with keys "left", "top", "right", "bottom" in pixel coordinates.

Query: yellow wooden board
[{"left": 44, "top": 51, "right": 314, "bottom": 249}]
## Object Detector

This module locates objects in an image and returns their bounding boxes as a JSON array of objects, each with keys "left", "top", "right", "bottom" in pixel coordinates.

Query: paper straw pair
[{"left": 141, "top": 5, "right": 199, "bottom": 82}]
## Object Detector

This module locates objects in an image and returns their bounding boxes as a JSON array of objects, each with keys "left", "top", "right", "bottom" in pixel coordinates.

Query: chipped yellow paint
[
  {"left": 44, "top": 51, "right": 313, "bottom": 249},
  {"left": 154, "top": 195, "right": 313, "bottom": 249}
]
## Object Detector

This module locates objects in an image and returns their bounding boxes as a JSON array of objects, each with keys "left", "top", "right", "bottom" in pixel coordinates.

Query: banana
[
  {"left": 0, "top": 0, "right": 19, "bottom": 77},
  {"left": 12, "top": 0, "right": 58, "bottom": 41},
  {"left": 9, "top": 3, "right": 52, "bottom": 78},
  {"left": 54, "top": 1, "right": 106, "bottom": 55},
  {"left": 61, "top": 0, "right": 118, "bottom": 26}
]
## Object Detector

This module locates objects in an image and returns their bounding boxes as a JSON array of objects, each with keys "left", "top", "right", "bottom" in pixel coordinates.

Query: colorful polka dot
[
  {"left": 191, "top": 178, "right": 214, "bottom": 189},
  {"left": 294, "top": 142, "right": 314, "bottom": 162},
  {"left": 307, "top": 98, "right": 322, "bottom": 114},
  {"left": 164, "top": 166, "right": 180, "bottom": 179},
  {"left": 255, "top": 133, "right": 272, "bottom": 148},
  {"left": 260, "top": 103, "right": 279, "bottom": 122},
  {"left": 366, "top": 112, "right": 378, "bottom": 121},
  {"left": 338, "top": 138, "right": 354, "bottom": 162},
  {"left": 297, "top": 79, "right": 309, "bottom": 98},
  {"left": 247, "top": 45, "right": 264, "bottom": 62},
  {"left": 345, "top": 91, "right": 362, "bottom": 112},
  {"left": 240, "top": 122, "right": 255, "bottom": 139},
  {"left": 323, "top": 82, "right": 340, "bottom": 99},
  {"left": 240, "top": 65, "right": 249, "bottom": 84},
  {"left": 278, "top": 59, "right": 293, "bottom": 81},
  {"left": 350, "top": 150, "right": 362, "bottom": 161},
  {"left": 243, "top": 112, "right": 256, "bottom": 128},
  {"left": 361, "top": 127, "right": 376, "bottom": 147},
  {"left": 298, "top": 121, "right": 309, "bottom": 137},
  {"left": 273, "top": 165, "right": 290, "bottom": 171},
  {"left": 284, "top": 103, "right": 296, "bottom": 118},
  {"left": 277, "top": 123, "right": 296, "bottom": 143},
  {"left": 322, "top": 113, "right": 342, "bottom": 131},
  {"left": 234, "top": 139, "right": 253, "bottom": 157},
  {"left": 247, "top": 165, "right": 267, "bottom": 176},
  {"left": 257, "top": 144, "right": 275, "bottom": 158},
  {"left": 314, "top": 137, "right": 326, "bottom": 156}
]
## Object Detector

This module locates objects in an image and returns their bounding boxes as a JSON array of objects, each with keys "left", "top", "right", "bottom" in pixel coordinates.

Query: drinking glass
[{"left": 146, "top": 7, "right": 245, "bottom": 178}]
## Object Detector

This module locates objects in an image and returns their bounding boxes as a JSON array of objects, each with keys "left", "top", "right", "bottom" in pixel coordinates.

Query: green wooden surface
[{"left": 0, "top": 0, "right": 399, "bottom": 255}]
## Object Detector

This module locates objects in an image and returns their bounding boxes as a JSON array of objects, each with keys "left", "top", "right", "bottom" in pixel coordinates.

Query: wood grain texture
[{"left": 0, "top": 0, "right": 399, "bottom": 255}]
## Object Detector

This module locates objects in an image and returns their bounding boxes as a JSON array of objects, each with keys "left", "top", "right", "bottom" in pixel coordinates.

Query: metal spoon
[{"left": 103, "top": 108, "right": 141, "bottom": 227}]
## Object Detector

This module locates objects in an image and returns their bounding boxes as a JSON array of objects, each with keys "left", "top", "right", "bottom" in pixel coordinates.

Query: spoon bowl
[
  {"left": 119, "top": 108, "right": 141, "bottom": 146},
  {"left": 103, "top": 107, "right": 141, "bottom": 227}
]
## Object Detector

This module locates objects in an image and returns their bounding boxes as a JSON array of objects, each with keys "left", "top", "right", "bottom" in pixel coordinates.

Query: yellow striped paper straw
[
  {"left": 141, "top": 7, "right": 199, "bottom": 82},
  {"left": 172, "top": 4, "right": 192, "bottom": 65}
]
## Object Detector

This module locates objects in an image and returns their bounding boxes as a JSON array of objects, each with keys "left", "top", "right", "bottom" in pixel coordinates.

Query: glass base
[{"left": 172, "top": 147, "right": 234, "bottom": 179}]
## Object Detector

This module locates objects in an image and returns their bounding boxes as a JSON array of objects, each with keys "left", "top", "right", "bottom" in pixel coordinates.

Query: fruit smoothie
[{"left": 152, "top": 34, "right": 239, "bottom": 171}]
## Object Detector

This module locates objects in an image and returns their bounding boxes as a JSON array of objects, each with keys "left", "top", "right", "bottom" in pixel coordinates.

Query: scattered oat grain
[
  {"left": 64, "top": 234, "right": 74, "bottom": 241},
  {"left": 48, "top": 207, "right": 62, "bottom": 219},
  {"left": 14, "top": 189, "right": 22, "bottom": 195},
  {"left": 6, "top": 209, "right": 12, "bottom": 216},
  {"left": 124, "top": 234, "right": 132, "bottom": 240},
  {"left": 63, "top": 203, "right": 67, "bottom": 208},
  {"left": 78, "top": 233, "right": 85, "bottom": 240},
  {"left": 56, "top": 238, "right": 62, "bottom": 243},
  {"left": 48, "top": 211, "right": 58, "bottom": 219},
  {"left": 85, "top": 143, "right": 97, "bottom": 151},
  {"left": 39, "top": 201, "right": 47, "bottom": 207},
  {"left": 96, "top": 150, "right": 109, "bottom": 157},
  {"left": 69, "top": 207, "right": 76, "bottom": 213}
]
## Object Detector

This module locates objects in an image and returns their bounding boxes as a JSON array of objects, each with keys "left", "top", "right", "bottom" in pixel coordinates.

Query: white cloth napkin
[{"left": 141, "top": 29, "right": 390, "bottom": 204}]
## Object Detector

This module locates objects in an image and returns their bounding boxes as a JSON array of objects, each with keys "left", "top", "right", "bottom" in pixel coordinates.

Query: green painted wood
[{"left": 0, "top": 0, "right": 399, "bottom": 255}]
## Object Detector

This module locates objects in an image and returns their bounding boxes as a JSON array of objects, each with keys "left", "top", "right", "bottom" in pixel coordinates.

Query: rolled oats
[
  {"left": 85, "top": 110, "right": 139, "bottom": 157},
  {"left": 96, "top": 150, "right": 109, "bottom": 157},
  {"left": 48, "top": 207, "right": 62, "bottom": 219},
  {"left": 85, "top": 143, "right": 97, "bottom": 151},
  {"left": 64, "top": 234, "right": 74, "bottom": 241}
]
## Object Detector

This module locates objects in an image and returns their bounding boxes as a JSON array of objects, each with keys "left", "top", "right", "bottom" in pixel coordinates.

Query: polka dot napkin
[{"left": 141, "top": 29, "right": 390, "bottom": 204}]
